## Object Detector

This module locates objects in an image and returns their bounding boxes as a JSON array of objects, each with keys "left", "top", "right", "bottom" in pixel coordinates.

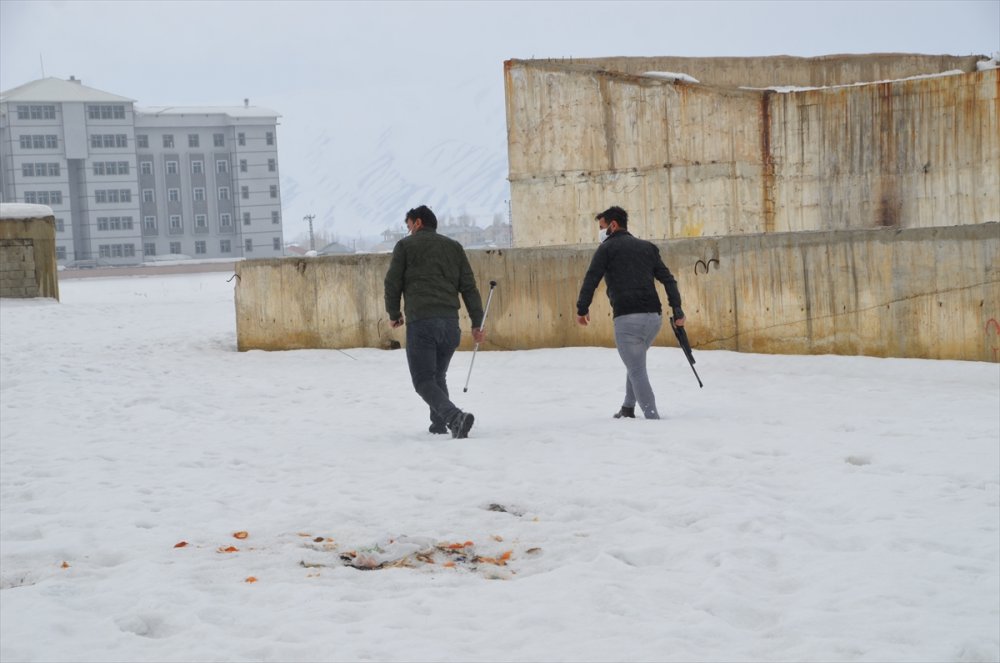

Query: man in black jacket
[
  {"left": 385, "top": 205, "right": 485, "bottom": 438},
  {"left": 575, "top": 206, "right": 685, "bottom": 420}
]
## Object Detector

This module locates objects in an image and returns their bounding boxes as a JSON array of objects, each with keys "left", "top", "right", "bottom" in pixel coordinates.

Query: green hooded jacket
[{"left": 384, "top": 228, "right": 485, "bottom": 328}]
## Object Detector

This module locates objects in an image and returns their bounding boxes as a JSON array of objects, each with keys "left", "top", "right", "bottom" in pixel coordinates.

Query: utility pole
[{"left": 304, "top": 214, "right": 316, "bottom": 250}]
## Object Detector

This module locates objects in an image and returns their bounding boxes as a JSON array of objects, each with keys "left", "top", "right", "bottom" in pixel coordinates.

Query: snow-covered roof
[
  {"left": 0, "top": 203, "right": 54, "bottom": 219},
  {"left": 136, "top": 105, "right": 281, "bottom": 119},
  {"left": 0, "top": 77, "right": 134, "bottom": 104}
]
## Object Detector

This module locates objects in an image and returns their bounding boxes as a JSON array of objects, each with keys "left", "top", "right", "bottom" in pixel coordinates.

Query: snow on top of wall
[
  {"left": 976, "top": 52, "right": 999, "bottom": 71},
  {"left": 0, "top": 203, "right": 54, "bottom": 220},
  {"left": 744, "top": 69, "right": 970, "bottom": 93},
  {"left": 642, "top": 71, "right": 701, "bottom": 83}
]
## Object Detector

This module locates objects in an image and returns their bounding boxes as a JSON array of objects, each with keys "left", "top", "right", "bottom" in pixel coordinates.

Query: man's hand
[
  {"left": 389, "top": 317, "right": 405, "bottom": 329},
  {"left": 673, "top": 315, "right": 685, "bottom": 327},
  {"left": 471, "top": 327, "right": 486, "bottom": 344},
  {"left": 576, "top": 313, "right": 590, "bottom": 326}
]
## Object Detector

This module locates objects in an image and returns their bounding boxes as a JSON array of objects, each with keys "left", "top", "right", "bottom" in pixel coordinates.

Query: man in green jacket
[{"left": 384, "top": 205, "right": 485, "bottom": 438}]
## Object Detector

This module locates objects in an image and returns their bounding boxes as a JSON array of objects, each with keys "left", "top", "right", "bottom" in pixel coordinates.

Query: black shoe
[
  {"left": 429, "top": 422, "right": 448, "bottom": 434},
  {"left": 448, "top": 411, "right": 475, "bottom": 439},
  {"left": 613, "top": 406, "right": 635, "bottom": 419}
]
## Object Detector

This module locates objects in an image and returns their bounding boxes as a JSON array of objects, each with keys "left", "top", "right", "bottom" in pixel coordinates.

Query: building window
[
  {"left": 142, "top": 189, "right": 154, "bottom": 203},
  {"left": 89, "top": 134, "right": 126, "bottom": 148},
  {"left": 170, "top": 242, "right": 181, "bottom": 254},
  {"left": 213, "top": 133, "right": 225, "bottom": 147},
  {"left": 163, "top": 134, "right": 174, "bottom": 148},
  {"left": 268, "top": 158, "right": 276, "bottom": 172},
  {"left": 191, "top": 160, "right": 203, "bottom": 174},
  {"left": 241, "top": 186, "right": 249, "bottom": 199},
  {"left": 169, "top": 215, "right": 182, "bottom": 230},
  {"left": 140, "top": 161, "right": 153, "bottom": 175},
  {"left": 18, "top": 104, "right": 56, "bottom": 120},
  {"left": 87, "top": 105, "right": 125, "bottom": 119},
  {"left": 243, "top": 212, "right": 251, "bottom": 225},
  {"left": 137, "top": 134, "right": 149, "bottom": 148},
  {"left": 21, "top": 134, "right": 58, "bottom": 149},
  {"left": 193, "top": 187, "right": 205, "bottom": 201},
  {"left": 166, "top": 161, "right": 178, "bottom": 175},
  {"left": 269, "top": 185, "right": 278, "bottom": 199},
  {"left": 195, "top": 215, "right": 207, "bottom": 229},
  {"left": 23, "top": 162, "right": 60, "bottom": 177},
  {"left": 216, "top": 160, "right": 229, "bottom": 173},
  {"left": 271, "top": 211, "right": 280, "bottom": 224},
  {"left": 188, "top": 134, "right": 200, "bottom": 148},
  {"left": 144, "top": 216, "right": 157, "bottom": 230},
  {"left": 218, "top": 187, "right": 230, "bottom": 200},
  {"left": 97, "top": 217, "right": 109, "bottom": 231},
  {"left": 55, "top": 218, "right": 65, "bottom": 232},
  {"left": 265, "top": 131, "right": 274, "bottom": 145},
  {"left": 238, "top": 132, "right": 246, "bottom": 146},
  {"left": 220, "top": 213, "right": 232, "bottom": 227},
  {"left": 168, "top": 188, "right": 180, "bottom": 202},
  {"left": 272, "top": 237, "right": 281, "bottom": 250},
  {"left": 92, "top": 161, "right": 130, "bottom": 176},
  {"left": 245, "top": 238, "right": 253, "bottom": 252},
  {"left": 239, "top": 159, "right": 248, "bottom": 173},
  {"left": 144, "top": 243, "right": 156, "bottom": 256},
  {"left": 220, "top": 239, "right": 231, "bottom": 253},
  {"left": 195, "top": 240, "right": 206, "bottom": 254},
  {"left": 56, "top": 246, "right": 66, "bottom": 260}
]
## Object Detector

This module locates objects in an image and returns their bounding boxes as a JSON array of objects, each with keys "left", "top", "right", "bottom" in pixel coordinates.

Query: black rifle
[{"left": 670, "top": 317, "right": 703, "bottom": 388}]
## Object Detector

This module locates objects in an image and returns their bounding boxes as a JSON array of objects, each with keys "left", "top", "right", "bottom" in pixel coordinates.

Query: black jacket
[
  {"left": 384, "top": 228, "right": 484, "bottom": 327},
  {"left": 576, "top": 230, "right": 683, "bottom": 319}
]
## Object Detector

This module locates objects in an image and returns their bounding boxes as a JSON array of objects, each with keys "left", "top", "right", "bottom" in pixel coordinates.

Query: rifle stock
[{"left": 670, "top": 317, "right": 703, "bottom": 388}]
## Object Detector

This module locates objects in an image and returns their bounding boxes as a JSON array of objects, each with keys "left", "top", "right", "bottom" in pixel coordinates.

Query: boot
[
  {"left": 613, "top": 406, "right": 635, "bottom": 419},
  {"left": 448, "top": 411, "right": 475, "bottom": 439}
]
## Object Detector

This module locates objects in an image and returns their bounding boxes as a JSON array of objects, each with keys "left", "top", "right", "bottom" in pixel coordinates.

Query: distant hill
[{"left": 265, "top": 78, "right": 510, "bottom": 244}]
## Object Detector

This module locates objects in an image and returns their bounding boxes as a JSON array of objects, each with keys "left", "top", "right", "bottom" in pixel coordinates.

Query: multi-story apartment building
[{"left": 0, "top": 76, "right": 284, "bottom": 265}]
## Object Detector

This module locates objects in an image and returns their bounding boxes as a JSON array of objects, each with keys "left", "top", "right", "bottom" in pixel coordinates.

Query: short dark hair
[
  {"left": 406, "top": 205, "right": 438, "bottom": 229},
  {"left": 596, "top": 206, "right": 628, "bottom": 228}
]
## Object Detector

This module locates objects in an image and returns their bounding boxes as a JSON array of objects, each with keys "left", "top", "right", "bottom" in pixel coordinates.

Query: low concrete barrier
[{"left": 235, "top": 223, "right": 1000, "bottom": 362}]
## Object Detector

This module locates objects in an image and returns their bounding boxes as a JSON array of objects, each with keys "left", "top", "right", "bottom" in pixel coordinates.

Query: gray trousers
[{"left": 613, "top": 312, "right": 663, "bottom": 419}]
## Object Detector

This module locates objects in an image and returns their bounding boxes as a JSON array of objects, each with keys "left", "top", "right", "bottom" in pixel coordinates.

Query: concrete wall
[
  {"left": 0, "top": 214, "right": 59, "bottom": 300},
  {"left": 504, "top": 57, "right": 999, "bottom": 247},
  {"left": 234, "top": 223, "right": 1000, "bottom": 362}
]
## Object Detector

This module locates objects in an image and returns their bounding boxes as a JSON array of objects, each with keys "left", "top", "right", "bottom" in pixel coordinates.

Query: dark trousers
[{"left": 405, "top": 318, "right": 462, "bottom": 427}]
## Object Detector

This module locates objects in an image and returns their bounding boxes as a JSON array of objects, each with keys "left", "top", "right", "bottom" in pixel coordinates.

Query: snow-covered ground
[{"left": 1, "top": 272, "right": 997, "bottom": 662}]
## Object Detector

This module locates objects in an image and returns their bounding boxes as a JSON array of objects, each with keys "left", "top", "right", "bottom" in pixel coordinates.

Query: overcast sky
[{"left": 1, "top": 0, "right": 997, "bottom": 242}]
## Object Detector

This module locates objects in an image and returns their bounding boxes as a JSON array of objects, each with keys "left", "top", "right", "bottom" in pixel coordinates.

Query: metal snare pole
[{"left": 463, "top": 280, "right": 497, "bottom": 392}]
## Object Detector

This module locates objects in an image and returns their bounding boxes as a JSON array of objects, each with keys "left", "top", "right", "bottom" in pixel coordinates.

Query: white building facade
[{"left": 0, "top": 77, "right": 284, "bottom": 265}]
